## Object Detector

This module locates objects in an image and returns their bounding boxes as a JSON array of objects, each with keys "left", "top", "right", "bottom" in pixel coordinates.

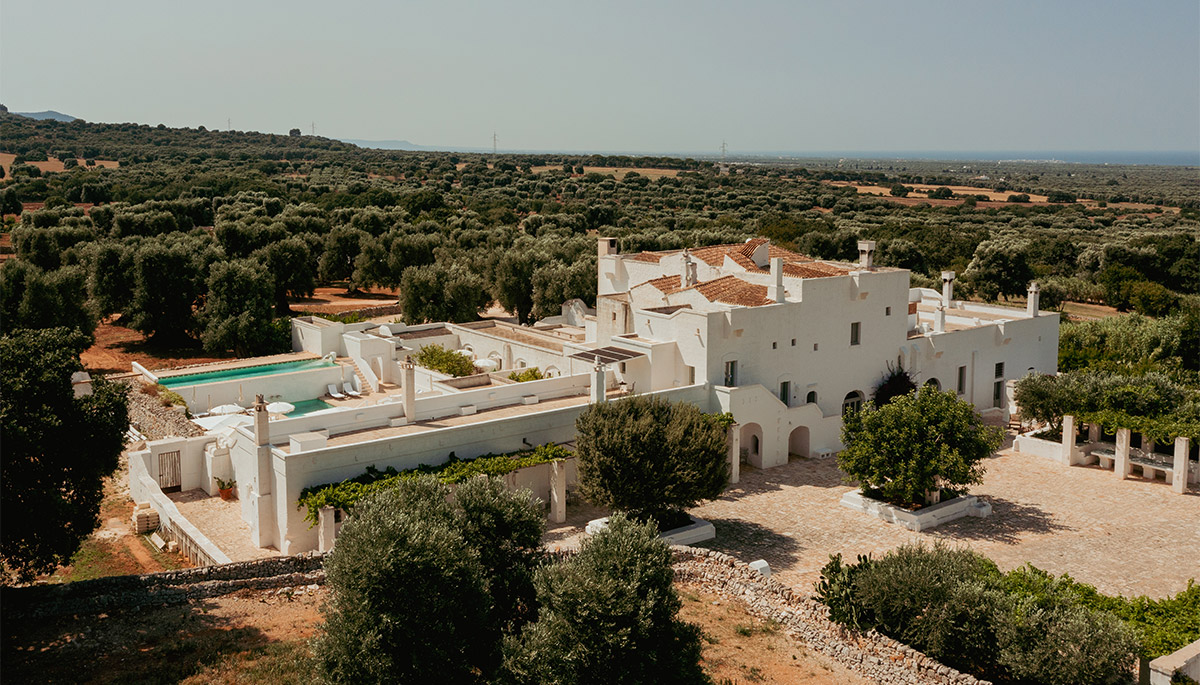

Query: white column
[
  {"left": 318, "top": 506, "right": 337, "bottom": 552},
  {"left": 1173, "top": 437, "right": 1190, "bottom": 495},
  {"left": 1115, "top": 427, "right": 1131, "bottom": 479},
  {"left": 728, "top": 424, "right": 741, "bottom": 485},
  {"left": 1060, "top": 414, "right": 1076, "bottom": 466},
  {"left": 590, "top": 357, "right": 606, "bottom": 404},
  {"left": 1027, "top": 281, "right": 1040, "bottom": 317},
  {"left": 549, "top": 460, "right": 567, "bottom": 523},
  {"left": 941, "top": 271, "right": 955, "bottom": 308},
  {"left": 402, "top": 358, "right": 416, "bottom": 422}
]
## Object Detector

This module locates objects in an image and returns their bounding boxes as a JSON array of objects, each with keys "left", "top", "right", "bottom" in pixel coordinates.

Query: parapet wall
[{"left": 3, "top": 545, "right": 985, "bottom": 684}]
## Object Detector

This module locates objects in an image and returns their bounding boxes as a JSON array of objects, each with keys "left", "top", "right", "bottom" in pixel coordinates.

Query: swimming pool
[
  {"left": 157, "top": 359, "right": 337, "bottom": 388},
  {"left": 285, "top": 399, "right": 335, "bottom": 417}
]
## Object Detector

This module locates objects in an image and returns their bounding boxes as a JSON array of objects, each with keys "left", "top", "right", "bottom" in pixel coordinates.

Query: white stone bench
[
  {"left": 1091, "top": 447, "right": 1116, "bottom": 470},
  {"left": 1131, "top": 454, "right": 1174, "bottom": 482}
]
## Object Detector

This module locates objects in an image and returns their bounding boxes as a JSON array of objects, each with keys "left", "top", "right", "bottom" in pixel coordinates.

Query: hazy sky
[{"left": 3, "top": 1, "right": 1197, "bottom": 154}]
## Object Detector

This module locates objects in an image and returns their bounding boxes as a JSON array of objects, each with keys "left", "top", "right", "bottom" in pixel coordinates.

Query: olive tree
[
  {"left": 575, "top": 395, "right": 729, "bottom": 528},
  {"left": 839, "top": 387, "right": 1002, "bottom": 507}
]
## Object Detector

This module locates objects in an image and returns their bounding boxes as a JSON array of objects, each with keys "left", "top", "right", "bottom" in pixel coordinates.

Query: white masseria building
[{"left": 129, "top": 237, "right": 1059, "bottom": 557}]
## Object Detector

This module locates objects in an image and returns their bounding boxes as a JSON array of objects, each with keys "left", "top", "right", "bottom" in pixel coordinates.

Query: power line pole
[
  {"left": 311, "top": 121, "right": 315, "bottom": 136},
  {"left": 227, "top": 118, "right": 231, "bottom": 131},
  {"left": 721, "top": 140, "right": 727, "bottom": 162},
  {"left": 493, "top": 132, "right": 498, "bottom": 155}
]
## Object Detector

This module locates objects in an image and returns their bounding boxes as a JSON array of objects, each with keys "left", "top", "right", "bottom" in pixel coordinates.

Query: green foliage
[
  {"left": 1014, "top": 369, "right": 1199, "bottom": 440},
  {"left": 870, "top": 361, "right": 916, "bottom": 406},
  {"left": 399, "top": 263, "right": 491, "bottom": 324},
  {"left": 962, "top": 238, "right": 1034, "bottom": 302},
  {"left": 575, "top": 395, "right": 729, "bottom": 525},
  {"left": 198, "top": 258, "right": 285, "bottom": 356},
  {"left": 507, "top": 367, "right": 545, "bottom": 382},
  {"left": 414, "top": 342, "right": 477, "bottom": 377},
  {"left": 297, "top": 443, "right": 570, "bottom": 524},
  {"left": 501, "top": 513, "right": 708, "bottom": 685},
  {"left": 0, "top": 260, "right": 96, "bottom": 340},
  {"left": 0, "top": 328, "right": 129, "bottom": 580},
  {"left": 838, "top": 387, "right": 1002, "bottom": 507},
  {"left": 814, "top": 553, "right": 875, "bottom": 630}
]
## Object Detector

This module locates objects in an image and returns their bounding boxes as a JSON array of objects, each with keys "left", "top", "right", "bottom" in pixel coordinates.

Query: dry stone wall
[
  {"left": 3, "top": 545, "right": 985, "bottom": 684},
  {"left": 124, "top": 381, "right": 204, "bottom": 439}
]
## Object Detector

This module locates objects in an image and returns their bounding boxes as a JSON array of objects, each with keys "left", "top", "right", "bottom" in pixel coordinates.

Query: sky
[{"left": 2, "top": 0, "right": 1198, "bottom": 156}]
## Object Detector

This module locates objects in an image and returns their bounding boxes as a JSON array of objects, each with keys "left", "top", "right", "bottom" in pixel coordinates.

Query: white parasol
[
  {"left": 266, "top": 401, "right": 296, "bottom": 415},
  {"left": 210, "top": 404, "right": 245, "bottom": 415}
]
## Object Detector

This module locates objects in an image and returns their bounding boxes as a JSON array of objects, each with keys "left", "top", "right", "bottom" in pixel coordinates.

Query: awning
[{"left": 567, "top": 346, "right": 646, "bottom": 365}]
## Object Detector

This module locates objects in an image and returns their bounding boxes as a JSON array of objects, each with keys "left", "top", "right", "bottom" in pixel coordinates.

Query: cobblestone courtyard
[{"left": 548, "top": 444, "right": 1199, "bottom": 600}]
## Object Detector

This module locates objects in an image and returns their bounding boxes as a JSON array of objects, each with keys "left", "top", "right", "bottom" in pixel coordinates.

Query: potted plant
[{"left": 216, "top": 477, "right": 236, "bottom": 501}]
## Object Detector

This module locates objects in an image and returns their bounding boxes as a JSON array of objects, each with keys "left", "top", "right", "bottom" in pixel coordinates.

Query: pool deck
[{"left": 151, "top": 351, "right": 321, "bottom": 379}]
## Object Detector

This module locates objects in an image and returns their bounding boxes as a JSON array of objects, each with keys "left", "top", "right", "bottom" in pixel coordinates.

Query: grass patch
[{"left": 180, "top": 640, "right": 316, "bottom": 685}]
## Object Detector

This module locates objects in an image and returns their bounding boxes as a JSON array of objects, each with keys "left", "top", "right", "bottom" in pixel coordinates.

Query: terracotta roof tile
[
  {"left": 689, "top": 275, "right": 771, "bottom": 307},
  {"left": 737, "top": 237, "right": 769, "bottom": 258},
  {"left": 646, "top": 274, "right": 683, "bottom": 293}
]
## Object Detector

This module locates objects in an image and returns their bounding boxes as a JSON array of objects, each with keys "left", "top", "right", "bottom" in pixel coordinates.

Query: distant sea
[{"left": 771, "top": 150, "right": 1200, "bottom": 166}]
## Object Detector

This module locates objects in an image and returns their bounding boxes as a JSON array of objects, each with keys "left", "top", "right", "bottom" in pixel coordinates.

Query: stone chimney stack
[
  {"left": 857, "top": 240, "right": 876, "bottom": 270},
  {"left": 253, "top": 394, "right": 269, "bottom": 446},
  {"left": 401, "top": 356, "right": 416, "bottom": 422},
  {"left": 1027, "top": 281, "right": 1040, "bottom": 318},
  {"left": 941, "top": 271, "right": 956, "bottom": 308},
  {"left": 681, "top": 249, "right": 697, "bottom": 288},
  {"left": 590, "top": 357, "right": 607, "bottom": 404},
  {"left": 767, "top": 257, "right": 785, "bottom": 303},
  {"left": 934, "top": 306, "right": 946, "bottom": 334},
  {"left": 597, "top": 237, "right": 618, "bottom": 257}
]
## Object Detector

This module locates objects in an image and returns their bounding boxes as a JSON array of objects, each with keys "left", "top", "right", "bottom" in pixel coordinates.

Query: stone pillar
[
  {"left": 402, "top": 357, "right": 416, "bottom": 422},
  {"left": 318, "top": 506, "right": 337, "bottom": 552},
  {"left": 1027, "top": 281, "right": 1040, "bottom": 317},
  {"left": 728, "top": 424, "right": 741, "bottom": 485},
  {"left": 941, "top": 270, "right": 956, "bottom": 308},
  {"left": 253, "top": 394, "right": 269, "bottom": 446},
  {"left": 934, "top": 306, "right": 946, "bottom": 334},
  {"left": 590, "top": 357, "right": 606, "bottom": 404},
  {"left": 1060, "top": 414, "right": 1076, "bottom": 466},
  {"left": 1173, "top": 437, "right": 1190, "bottom": 495},
  {"left": 767, "top": 257, "right": 785, "bottom": 303},
  {"left": 1088, "top": 422, "right": 1100, "bottom": 444},
  {"left": 549, "top": 460, "right": 567, "bottom": 523},
  {"left": 1115, "top": 427, "right": 1132, "bottom": 479}
]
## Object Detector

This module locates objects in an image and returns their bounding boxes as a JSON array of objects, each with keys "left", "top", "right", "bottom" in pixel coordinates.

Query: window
[
  {"left": 772, "top": 341, "right": 777, "bottom": 350},
  {"left": 619, "top": 362, "right": 626, "bottom": 373},
  {"left": 993, "top": 380, "right": 1003, "bottom": 408},
  {"left": 842, "top": 390, "right": 864, "bottom": 416},
  {"left": 850, "top": 322, "right": 861, "bottom": 346},
  {"left": 791, "top": 338, "right": 796, "bottom": 346},
  {"left": 813, "top": 343, "right": 819, "bottom": 351},
  {"left": 994, "top": 362, "right": 1005, "bottom": 379},
  {"left": 885, "top": 306, "right": 892, "bottom": 316},
  {"left": 957, "top": 365, "right": 967, "bottom": 394},
  {"left": 723, "top": 360, "right": 738, "bottom": 387},
  {"left": 687, "top": 366, "right": 695, "bottom": 385},
  {"left": 806, "top": 390, "right": 818, "bottom": 405},
  {"left": 926, "top": 378, "right": 941, "bottom": 391},
  {"left": 779, "top": 381, "right": 790, "bottom": 406}
]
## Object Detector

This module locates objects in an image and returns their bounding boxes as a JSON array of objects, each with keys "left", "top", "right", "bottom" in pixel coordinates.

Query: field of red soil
[
  {"left": 82, "top": 317, "right": 233, "bottom": 375},
  {"left": 0, "top": 152, "right": 119, "bottom": 176},
  {"left": 826, "top": 180, "right": 1177, "bottom": 213},
  {"left": 531, "top": 165, "right": 681, "bottom": 179},
  {"left": 289, "top": 286, "right": 399, "bottom": 314}
]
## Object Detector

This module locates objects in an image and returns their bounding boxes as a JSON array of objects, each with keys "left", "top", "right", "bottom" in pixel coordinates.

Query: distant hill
[
  {"left": 13, "top": 110, "right": 79, "bottom": 122},
  {"left": 340, "top": 138, "right": 488, "bottom": 153}
]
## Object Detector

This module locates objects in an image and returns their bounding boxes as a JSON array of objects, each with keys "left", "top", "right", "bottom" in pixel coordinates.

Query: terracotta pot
[{"left": 219, "top": 487, "right": 235, "bottom": 501}]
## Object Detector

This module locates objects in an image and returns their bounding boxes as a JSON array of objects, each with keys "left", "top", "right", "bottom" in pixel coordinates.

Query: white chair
[
  {"left": 327, "top": 384, "right": 346, "bottom": 400},
  {"left": 344, "top": 382, "right": 362, "bottom": 398}
]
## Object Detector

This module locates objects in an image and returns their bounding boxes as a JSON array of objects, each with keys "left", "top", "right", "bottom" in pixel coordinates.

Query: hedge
[{"left": 297, "top": 443, "right": 571, "bottom": 524}]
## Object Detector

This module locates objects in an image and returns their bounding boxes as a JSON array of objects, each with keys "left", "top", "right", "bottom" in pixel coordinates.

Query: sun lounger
[
  {"left": 327, "top": 384, "right": 346, "bottom": 400},
  {"left": 344, "top": 382, "right": 362, "bottom": 398}
]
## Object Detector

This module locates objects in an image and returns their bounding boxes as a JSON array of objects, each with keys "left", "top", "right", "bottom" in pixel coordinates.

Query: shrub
[
  {"left": 871, "top": 362, "right": 916, "bottom": 406},
  {"left": 313, "top": 479, "right": 492, "bottom": 684},
  {"left": 415, "top": 342, "right": 477, "bottom": 377},
  {"left": 575, "top": 395, "right": 730, "bottom": 528},
  {"left": 814, "top": 553, "right": 875, "bottom": 630},
  {"left": 501, "top": 513, "right": 708, "bottom": 685},
  {"left": 839, "top": 387, "right": 1002, "bottom": 507},
  {"left": 508, "top": 367, "right": 545, "bottom": 382}
]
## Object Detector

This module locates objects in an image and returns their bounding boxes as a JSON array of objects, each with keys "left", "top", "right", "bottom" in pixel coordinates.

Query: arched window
[
  {"left": 842, "top": 390, "right": 864, "bottom": 416},
  {"left": 925, "top": 378, "right": 941, "bottom": 391},
  {"left": 806, "top": 390, "right": 818, "bottom": 405},
  {"left": 516, "top": 359, "right": 527, "bottom": 369}
]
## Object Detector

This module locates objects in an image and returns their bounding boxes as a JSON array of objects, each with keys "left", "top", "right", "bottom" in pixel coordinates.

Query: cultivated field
[
  {"left": 826, "top": 180, "right": 1177, "bottom": 213},
  {"left": 0, "top": 152, "right": 119, "bottom": 176}
]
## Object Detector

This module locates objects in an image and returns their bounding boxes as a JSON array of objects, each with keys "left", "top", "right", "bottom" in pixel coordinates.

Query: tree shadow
[
  {"left": 691, "top": 518, "right": 804, "bottom": 573},
  {"left": 932, "top": 496, "right": 1074, "bottom": 545},
  {"left": 717, "top": 458, "right": 851, "bottom": 502},
  {"left": 0, "top": 595, "right": 301, "bottom": 684}
]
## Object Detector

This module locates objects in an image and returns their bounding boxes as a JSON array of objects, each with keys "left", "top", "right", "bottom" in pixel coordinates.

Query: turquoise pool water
[
  {"left": 285, "top": 399, "right": 335, "bottom": 417},
  {"left": 157, "top": 359, "right": 336, "bottom": 388}
]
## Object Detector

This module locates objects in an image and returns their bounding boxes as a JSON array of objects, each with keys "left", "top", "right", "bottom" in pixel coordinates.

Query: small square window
[
  {"left": 791, "top": 338, "right": 796, "bottom": 346},
  {"left": 813, "top": 343, "right": 819, "bottom": 351},
  {"left": 772, "top": 341, "right": 777, "bottom": 349},
  {"left": 994, "top": 362, "right": 1005, "bottom": 379},
  {"left": 885, "top": 306, "right": 892, "bottom": 316}
]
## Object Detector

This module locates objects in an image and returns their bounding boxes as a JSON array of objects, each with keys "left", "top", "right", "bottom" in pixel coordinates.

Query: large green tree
[
  {"left": 575, "top": 395, "right": 729, "bottom": 526},
  {"left": 0, "top": 328, "right": 129, "bottom": 580},
  {"left": 398, "top": 263, "right": 491, "bottom": 324},
  {"left": 839, "top": 387, "right": 1002, "bottom": 507},
  {"left": 197, "top": 258, "right": 281, "bottom": 355},
  {"left": 0, "top": 261, "right": 96, "bottom": 340},
  {"left": 252, "top": 236, "right": 315, "bottom": 314}
]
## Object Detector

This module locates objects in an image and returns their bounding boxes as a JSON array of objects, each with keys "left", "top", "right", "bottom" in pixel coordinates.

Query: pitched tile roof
[
  {"left": 627, "top": 241, "right": 855, "bottom": 279},
  {"left": 688, "top": 275, "right": 771, "bottom": 307},
  {"left": 645, "top": 274, "right": 683, "bottom": 293}
]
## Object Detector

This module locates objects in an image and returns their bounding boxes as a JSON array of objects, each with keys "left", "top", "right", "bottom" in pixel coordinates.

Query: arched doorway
[
  {"left": 925, "top": 378, "right": 940, "bottom": 391},
  {"left": 788, "top": 426, "right": 810, "bottom": 459},
  {"left": 739, "top": 423, "right": 763, "bottom": 467},
  {"left": 842, "top": 390, "right": 864, "bottom": 416}
]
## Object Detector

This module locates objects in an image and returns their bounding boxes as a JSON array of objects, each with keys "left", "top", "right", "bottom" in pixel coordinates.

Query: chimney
[
  {"left": 941, "top": 271, "right": 956, "bottom": 308},
  {"left": 253, "top": 394, "right": 269, "bottom": 446},
  {"left": 934, "top": 306, "right": 946, "bottom": 334},
  {"left": 402, "top": 356, "right": 416, "bottom": 422},
  {"left": 767, "top": 257, "right": 785, "bottom": 303},
  {"left": 590, "top": 357, "right": 607, "bottom": 404},
  {"left": 681, "top": 249, "right": 697, "bottom": 287},
  {"left": 597, "top": 237, "right": 618, "bottom": 257},
  {"left": 857, "top": 240, "right": 876, "bottom": 270},
  {"left": 1027, "top": 281, "right": 1040, "bottom": 317}
]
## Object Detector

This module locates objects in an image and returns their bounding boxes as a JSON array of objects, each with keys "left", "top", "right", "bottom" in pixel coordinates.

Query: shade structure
[
  {"left": 266, "top": 401, "right": 295, "bottom": 415},
  {"left": 210, "top": 403, "right": 245, "bottom": 415},
  {"left": 475, "top": 359, "right": 499, "bottom": 371}
]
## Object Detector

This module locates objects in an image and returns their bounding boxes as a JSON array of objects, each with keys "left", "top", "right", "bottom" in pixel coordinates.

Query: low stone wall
[
  {"left": 2, "top": 554, "right": 326, "bottom": 619},
  {"left": 672, "top": 546, "right": 991, "bottom": 685},
  {"left": 3, "top": 544, "right": 985, "bottom": 684},
  {"left": 331, "top": 303, "right": 404, "bottom": 319},
  {"left": 124, "top": 381, "right": 204, "bottom": 440}
]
